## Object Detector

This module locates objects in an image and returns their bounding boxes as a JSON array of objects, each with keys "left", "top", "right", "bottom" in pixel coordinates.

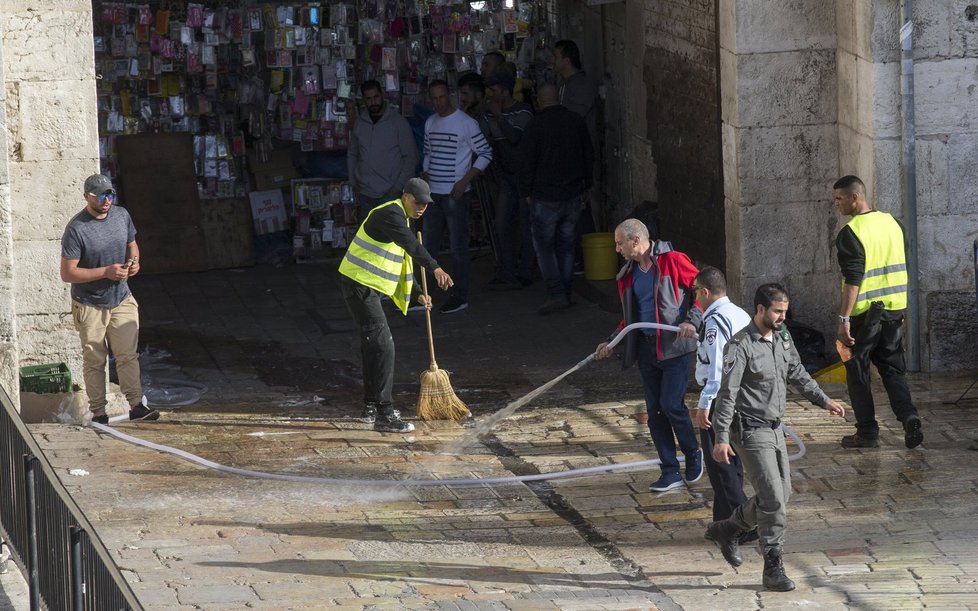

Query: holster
[
  {"left": 736, "top": 412, "right": 781, "bottom": 432},
  {"left": 854, "top": 300, "right": 885, "bottom": 343}
]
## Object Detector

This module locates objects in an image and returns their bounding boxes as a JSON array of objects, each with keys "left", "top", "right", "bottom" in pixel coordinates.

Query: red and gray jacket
[{"left": 609, "top": 240, "right": 702, "bottom": 368}]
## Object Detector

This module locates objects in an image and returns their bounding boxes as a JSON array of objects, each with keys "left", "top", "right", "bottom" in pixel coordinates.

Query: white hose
[{"left": 89, "top": 322, "right": 807, "bottom": 487}]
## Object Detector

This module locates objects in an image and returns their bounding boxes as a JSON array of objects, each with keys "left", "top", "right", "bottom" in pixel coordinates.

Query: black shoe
[
  {"left": 374, "top": 406, "right": 415, "bottom": 433},
  {"left": 516, "top": 276, "right": 533, "bottom": 287},
  {"left": 129, "top": 401, "right": 160, "bottom": 421},
  {"left": 439, "top": 298, "right": 468, "bottom": 314},
  {"left": 739, "top": 528, "right": 760, "bottom": 545},
  {"left": 706, "top": 519, "right": 744, "bottom": 567},
  {"left": 841, "top": 433, "right": 879, "bottom": 448},
  {"left": 359, "top": 404, "right": 377, "bottom": 424},
  {"left": 537, "top": 296, "right": 570, "bottom": 315},
  {"left": 487, "top": 276, "right": 521, "bottom": 291},
  {"left": 91, "top": 413, "right": 109, "bottom": 425},
  {"left": 903, "top": 416, "right": 923, "bottom": 449},
  {"left": 685, "top": 448, "right": 704, "bottom": 483},
  {"left": 705, "top": 526, "right": 758, "bottom": 545},
  {"left": 762, "top": 548, "right": 796, "bottom": 591}
]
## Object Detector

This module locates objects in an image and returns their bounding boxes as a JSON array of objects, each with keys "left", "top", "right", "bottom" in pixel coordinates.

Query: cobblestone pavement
[
  {"left": 22, "top": 261, "right": 978, "bottom": 610},
  {"left": 0, "top": 555, "right": 28, "bottom": 611}
]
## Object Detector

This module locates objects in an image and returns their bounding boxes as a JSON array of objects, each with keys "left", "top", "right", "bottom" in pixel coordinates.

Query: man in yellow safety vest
[
  {"left": 832, "top": 175, "right": 922, "bottom": 450},
  {"left": 339, "top": 178, "right": 453, "bottom": 433}
]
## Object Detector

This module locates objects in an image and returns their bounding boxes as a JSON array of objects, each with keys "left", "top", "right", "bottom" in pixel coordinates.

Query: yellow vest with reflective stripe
[
  {"left": 338, "top": 200, "right": 413, "bottom": 314},
  {"left": 845, "top": 211, "right": 908, "bottom": 315}
]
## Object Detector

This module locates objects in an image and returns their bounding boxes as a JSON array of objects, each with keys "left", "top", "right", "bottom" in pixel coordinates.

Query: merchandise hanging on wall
[{"left": 92, "top": 0, "right": 550, "bottom": 252}]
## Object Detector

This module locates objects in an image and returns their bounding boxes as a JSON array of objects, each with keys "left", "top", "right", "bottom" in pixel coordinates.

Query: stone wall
[
  {"left": 584, "top": 0, "right": 658, "bottom": 232},
  {"left": 644, "top": 0, "right": 723, "bottom": 267},
  {"left": 720, "top": 0, "right": 840, "bottom": 329},
  {"left": 877, "top": 0, "right": 978, "bottom": 371},
  {"left": 721, "top": 0, "right": 978, "bottom": 371},
  {"left": 0, "top": 22, "right": 17, "bottom": 397},
  {"left": 1, "top": 0, "right": 100, "bottom": 394}
]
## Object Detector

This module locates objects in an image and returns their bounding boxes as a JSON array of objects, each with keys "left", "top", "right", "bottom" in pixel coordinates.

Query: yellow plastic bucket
[
  {"left": 813, "top": 360, "right": 847, "bottom": 384},
  {"left": 581, "top": 232, "right": 619, "bottom": 281}
]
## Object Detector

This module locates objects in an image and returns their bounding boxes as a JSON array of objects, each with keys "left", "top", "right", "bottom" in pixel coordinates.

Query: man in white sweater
[{"left": 422, "top": 79, "right": 493, "bottom": 313}]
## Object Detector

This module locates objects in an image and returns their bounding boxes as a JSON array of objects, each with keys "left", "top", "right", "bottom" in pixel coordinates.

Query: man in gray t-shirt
[{"left": 60, "top": 174, "right": 159, "bottom": 425}]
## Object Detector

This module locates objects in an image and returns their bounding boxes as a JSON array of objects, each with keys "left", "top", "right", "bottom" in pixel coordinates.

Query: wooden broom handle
[{"left": 418, "top": 232, "right": 438, "bottom": 369}]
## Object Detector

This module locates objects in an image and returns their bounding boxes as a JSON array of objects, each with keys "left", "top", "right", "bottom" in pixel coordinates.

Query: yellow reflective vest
[
  {"left": 338, "top": 200, "right": 413, "bottom": 314},
  {"left": 845, "top": 211, "right": 908, "bottom": 315}
]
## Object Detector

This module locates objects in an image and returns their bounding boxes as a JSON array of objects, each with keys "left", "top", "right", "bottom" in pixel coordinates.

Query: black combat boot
[
  {"left": 374, "top": 405, "right": 415, "bottom": 433},
  {"left": 762, "top": 547, "right": 796, "bottom": 591},
  {"left": 705, "top": 519, "right": 744, "bottom": 567}
]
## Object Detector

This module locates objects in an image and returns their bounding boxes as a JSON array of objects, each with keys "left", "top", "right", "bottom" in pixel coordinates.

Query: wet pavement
[{"left": 22, "top": 255, "right": 978, "bottom": 610}]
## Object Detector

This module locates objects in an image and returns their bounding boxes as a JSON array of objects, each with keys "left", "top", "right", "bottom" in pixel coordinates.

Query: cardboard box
[{"left": 248, "top": 148, "right": 298, "bottom": 191}]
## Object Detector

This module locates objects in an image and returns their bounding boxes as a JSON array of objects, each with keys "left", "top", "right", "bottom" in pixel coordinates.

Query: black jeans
[
  {"left": 844, "top": 308, "right": 918, "bottom": 437},
  {"left": 340, "top": 276, "right": 395, "bottom": 407},
  {"left": 701, "top": 403, "right": 748, "bottom": 521}
]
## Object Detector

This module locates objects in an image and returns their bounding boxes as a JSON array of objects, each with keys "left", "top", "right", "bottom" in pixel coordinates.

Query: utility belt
[{"left": 733, "top": 412, "right": 781, "bottom": 431}]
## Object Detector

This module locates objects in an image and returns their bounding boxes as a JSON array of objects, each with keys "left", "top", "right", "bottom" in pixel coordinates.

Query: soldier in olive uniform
[{"left": 708, "top": 283, "right": 846, "bottom": 591}]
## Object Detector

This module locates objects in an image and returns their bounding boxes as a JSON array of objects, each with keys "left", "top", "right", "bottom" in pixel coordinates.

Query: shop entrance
[{"left": 90, "top": 0, "right": 562, "bottom": 275}]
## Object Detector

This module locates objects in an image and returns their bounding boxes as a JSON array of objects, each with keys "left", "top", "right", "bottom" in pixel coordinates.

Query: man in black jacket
[
  {"left": 339, "top": 178, "right": 453, "bottom": 432},
  {"left": 519, "top": 83, "right": 593, "bottom": 314}
]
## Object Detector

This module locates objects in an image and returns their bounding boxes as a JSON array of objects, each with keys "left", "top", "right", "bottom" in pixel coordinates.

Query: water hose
[{"left": 88, "top": 323, "right": 808, "bottom": 487}]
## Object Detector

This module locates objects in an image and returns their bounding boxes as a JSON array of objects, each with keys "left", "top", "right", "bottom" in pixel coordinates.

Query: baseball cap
[
  {"left": 486, "top": 72, "right": 516, "bottom": 93},
  {"left": 403, "top": 177, "right": 434, "bottom": 204},
  {"left": 84, "top": 174, "right": 115, "bottom": 195}
]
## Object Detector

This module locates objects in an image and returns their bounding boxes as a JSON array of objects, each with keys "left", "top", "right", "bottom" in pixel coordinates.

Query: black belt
[{"left": 738, "top": 415, "right": 781, "bottom": 430}]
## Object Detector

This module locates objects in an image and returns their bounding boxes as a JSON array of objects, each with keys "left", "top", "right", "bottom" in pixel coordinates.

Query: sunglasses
[{"left": 89, "top": 192, "right": 116, "bottom": 201}]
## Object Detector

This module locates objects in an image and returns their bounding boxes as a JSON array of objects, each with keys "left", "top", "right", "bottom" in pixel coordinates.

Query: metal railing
[{"left": 0, "top": 385, "right": 142, "bottom": 610}]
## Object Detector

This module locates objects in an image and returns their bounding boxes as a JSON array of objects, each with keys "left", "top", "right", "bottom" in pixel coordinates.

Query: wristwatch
[{"left": 838, "top": 315, "right": 850, "bottom": 323}]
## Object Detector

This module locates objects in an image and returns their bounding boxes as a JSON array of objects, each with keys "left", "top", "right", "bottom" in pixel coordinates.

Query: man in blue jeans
[
  {"left": 519, "top": 84, "right": 593, "bottom": 314},
  {"left": 595, "top": 219, "right": 703, "bottom": 492},
  {"left": 421, "top": 79, "right": 493, "bottom": 314}
]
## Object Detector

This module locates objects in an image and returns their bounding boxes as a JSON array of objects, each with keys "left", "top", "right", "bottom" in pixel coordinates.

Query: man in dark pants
[
  {"left": 421, "top": 80, "right": 493, "bottom": 314},
  {"left": 710, "top": 284, "right": 846, "bottom": 591},
  {"left": 832, "top": 175, "right": 923, "bottom": 449},
  {"left": 339, "top": 178, "right": 453, "bottom": 432},
  {"left": 551, "top": 39, "right": 598, "bottom": 274},
  {"left": 519, "top": 84, "right": 593, "bottom": 314},
  {"left": 483, "top": 71, "right": 535, "bottom": 290},
  {"left": 595, "top": 219, "right": 703, "bottom": 493},
  {"left": 680, "top": 266, "right": 755, "bottom": 542}
]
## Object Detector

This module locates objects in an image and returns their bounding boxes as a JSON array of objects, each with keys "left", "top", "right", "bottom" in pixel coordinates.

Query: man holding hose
[
  {"left": 595, "top": 218, "right": 703, "bottom": 493},
  {"left": 339, "top": 178, "right": 453, "bottom": 433}
]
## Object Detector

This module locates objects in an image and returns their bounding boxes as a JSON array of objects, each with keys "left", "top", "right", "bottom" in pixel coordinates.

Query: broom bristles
[{"left": 417, "top": 367, "right": 470, "bottom": 421}]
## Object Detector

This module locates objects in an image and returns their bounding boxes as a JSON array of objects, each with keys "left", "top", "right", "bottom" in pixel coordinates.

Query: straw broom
[{"left": 415, "top": 232, "right": 470, "bottom": 421}]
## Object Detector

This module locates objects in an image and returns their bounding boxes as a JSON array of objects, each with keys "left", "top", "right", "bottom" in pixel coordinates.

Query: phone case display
[
  {"left": 94, "top": 1, "right": 254, "bottom": 199},
  {"left": 93, "top": 1, "right": 548, "bottom": 205},
  {"left": 290, "top": 177, "right": 355, "bottom": 259}
]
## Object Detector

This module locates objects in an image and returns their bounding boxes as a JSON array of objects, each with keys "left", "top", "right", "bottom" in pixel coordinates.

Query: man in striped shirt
[{"left": 422, "top": 80, "right": 493, "bottom": 314}]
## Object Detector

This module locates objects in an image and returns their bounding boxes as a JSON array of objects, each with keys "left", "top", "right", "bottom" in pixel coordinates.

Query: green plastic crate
[{"left": 19, "top": 363, "right": 72, "bottom": 394}]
